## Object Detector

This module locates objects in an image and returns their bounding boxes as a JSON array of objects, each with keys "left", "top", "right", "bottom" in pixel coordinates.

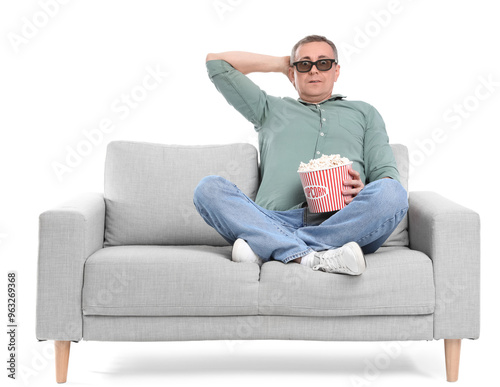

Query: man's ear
[
  {"left": 334, "top": 64, "right": 340, "bottom": 82},
  {"left": 288, "top": 66, "right": 295, "bottom": 87}
]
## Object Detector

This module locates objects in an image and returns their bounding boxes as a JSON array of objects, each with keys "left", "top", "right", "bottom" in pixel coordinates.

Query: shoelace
[{"left": 313, "top": 249, "right": 349, "bottom": 273}]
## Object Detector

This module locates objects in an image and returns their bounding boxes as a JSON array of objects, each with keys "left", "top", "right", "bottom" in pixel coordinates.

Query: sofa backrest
[
  {"left": 104, "top": 141, "right": 259, "bottom": 246},
  {"left": 104, "top": 141, "right": 409, "bottom": 248},
  {"left": 382, "top": 144, "right": 409, "bottom": 247}
]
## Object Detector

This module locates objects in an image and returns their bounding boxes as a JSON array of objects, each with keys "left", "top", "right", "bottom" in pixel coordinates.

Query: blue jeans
[{"left": 193, "top": 176, "right": 408, "bottom": 263}]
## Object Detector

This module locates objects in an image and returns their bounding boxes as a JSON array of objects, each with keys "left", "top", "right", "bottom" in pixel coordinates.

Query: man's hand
[
  {"left": 281, "top": 56, "right": 291, "bottom": 76},
  {"left": 343, "top": 168, "right": 364, "bottom": 204}
]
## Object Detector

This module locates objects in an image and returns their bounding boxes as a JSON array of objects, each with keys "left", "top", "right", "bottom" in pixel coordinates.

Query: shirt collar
[{"left": 298, "top": 94, "right": 346, "bottom": 105}]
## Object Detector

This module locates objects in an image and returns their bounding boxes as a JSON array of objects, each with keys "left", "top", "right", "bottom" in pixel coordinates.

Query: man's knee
[
  {"left": 383, "top": 179, "right": 408, "bottom": 211},
  {"left": 370, "top": 178, "right": 408, "bottom": 212},
  {"left": 193, "top": 175, "right": 229, "bottom": 205}
]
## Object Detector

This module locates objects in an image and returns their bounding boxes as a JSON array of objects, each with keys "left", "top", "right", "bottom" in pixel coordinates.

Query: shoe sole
[
  {"left": 232, "top": 238, "right": 263, "bottom": 265},
  {"left": 345, "top": 242, "right": 366, "bottom": 275}
]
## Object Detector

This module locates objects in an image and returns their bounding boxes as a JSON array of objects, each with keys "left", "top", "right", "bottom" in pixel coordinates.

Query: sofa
[{"left": 36, "top": 140, "right": 480, "bottom": 383}]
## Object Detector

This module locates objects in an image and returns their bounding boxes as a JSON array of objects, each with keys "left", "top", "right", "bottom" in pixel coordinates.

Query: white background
[{"left": 1, "top": 0, "right": 498, "bottom": 386}]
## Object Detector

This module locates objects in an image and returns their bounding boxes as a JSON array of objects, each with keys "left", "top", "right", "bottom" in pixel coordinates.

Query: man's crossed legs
[{"left": 193, "top": 175, "right": 408, "bottom": 275}]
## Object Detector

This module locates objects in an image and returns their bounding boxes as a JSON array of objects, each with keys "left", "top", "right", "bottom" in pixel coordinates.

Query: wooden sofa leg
[
  {"left": 55, "top": 341, "right": 71, "bottom": 383},
  {"left": 444, "top": 339, "right": 461, "bottom": 382}
]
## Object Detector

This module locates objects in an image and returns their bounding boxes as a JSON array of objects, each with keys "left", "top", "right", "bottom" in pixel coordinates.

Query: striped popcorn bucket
[{"left": 298, "top": 162, "right": 353, "bottom": 213}]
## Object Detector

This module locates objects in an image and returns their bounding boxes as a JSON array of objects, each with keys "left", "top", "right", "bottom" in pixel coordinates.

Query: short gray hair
[{"left": 290, "top": 35, "right": 338, "bottom": 65}]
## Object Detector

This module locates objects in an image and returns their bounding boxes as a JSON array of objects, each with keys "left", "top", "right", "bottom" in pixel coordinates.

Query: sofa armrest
[
  {"left": 408, "top": 191, "right": 480, "bottom": 340},
  {"left": 36, "top": 193, "right": 105, "bottom": 341}
]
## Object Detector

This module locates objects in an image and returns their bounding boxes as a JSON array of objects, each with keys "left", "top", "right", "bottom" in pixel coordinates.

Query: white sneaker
[
  {"left": 231, "top": 238, "right": 263, "bottom": 266},
  {"left": 312, "top": 242, "right": 366, "bottom": 275}
]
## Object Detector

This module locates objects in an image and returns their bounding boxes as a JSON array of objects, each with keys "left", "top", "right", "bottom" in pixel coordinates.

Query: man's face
[{"left": 288, "top": 41, "right": 340, "bottom": 104}]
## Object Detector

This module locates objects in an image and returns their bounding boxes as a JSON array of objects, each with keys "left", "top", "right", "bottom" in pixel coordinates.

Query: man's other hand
[
  {"left": 343, "top": 168, "right": 364, "bottom": 204},
  {"left": 282, "top": 56, "right": 291, "bottom": 76}
]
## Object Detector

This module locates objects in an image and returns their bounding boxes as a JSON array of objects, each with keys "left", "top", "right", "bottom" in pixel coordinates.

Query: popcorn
[
  {"left": 298, "top": 154, "right": 351, "bottom": 172},
  {"left": 297, "top": 154, "right": 353, "bottom": 212}
]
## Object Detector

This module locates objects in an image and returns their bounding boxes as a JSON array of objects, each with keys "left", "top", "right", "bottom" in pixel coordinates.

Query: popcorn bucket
[{"left": 298, "top": 162, "right": 353, "bottom": 213}]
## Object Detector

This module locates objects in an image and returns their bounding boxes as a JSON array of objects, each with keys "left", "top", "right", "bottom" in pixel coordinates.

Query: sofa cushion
[
  {"left": 258, "top": 247, "right": 434, "bottom": 317},
  {"left": 82, "top": 245, "right": 260, "bottom": 316},
  {"left": 381, "top": 144, "right": 409, "bottom": 247},
  {"left": 104, "top": 141, "right": 259, "bottom": 246}
]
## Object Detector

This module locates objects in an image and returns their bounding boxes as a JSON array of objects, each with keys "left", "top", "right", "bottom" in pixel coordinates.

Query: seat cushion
[
  {"left": 103, "top": 141, "right": 259, "bottom": 246},
  {"left": 258, "top": 247, "right": 434, "bottom": 317},
  {"left": 82, "top": 245, "right": 260, "bottom": 316}
]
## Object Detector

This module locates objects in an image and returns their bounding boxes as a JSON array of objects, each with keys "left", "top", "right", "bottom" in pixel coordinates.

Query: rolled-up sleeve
[
  {"left": 363, "top": 104, "right": 400, "bottom": 183},
  {"left": 206, "top": 60, "right": 269, "bottom": 128}
]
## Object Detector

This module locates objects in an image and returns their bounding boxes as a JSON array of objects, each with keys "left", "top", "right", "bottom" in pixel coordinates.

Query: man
[{"left": 193, "top": 35, "right": 408, "bottom": 276}]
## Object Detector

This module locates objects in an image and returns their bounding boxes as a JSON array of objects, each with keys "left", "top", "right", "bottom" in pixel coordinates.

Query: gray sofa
[{"left": 36, "top": 141, "right": 480, "bottom": 383}]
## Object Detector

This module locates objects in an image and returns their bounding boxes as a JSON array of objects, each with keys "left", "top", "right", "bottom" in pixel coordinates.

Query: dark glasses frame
[{"left": 292, "top": 59, "right": 338, "bottom": 73}]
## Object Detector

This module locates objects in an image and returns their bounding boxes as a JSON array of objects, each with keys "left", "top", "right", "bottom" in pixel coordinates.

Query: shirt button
[
  {"left": 322, "top": 118, "right": 326, "bottom": 122},
  {"left": 316, "top": 151, "right": 320, "bottom": 155},
  {"left": 320, "top": 132, "right": 324, "bottom": 136}
]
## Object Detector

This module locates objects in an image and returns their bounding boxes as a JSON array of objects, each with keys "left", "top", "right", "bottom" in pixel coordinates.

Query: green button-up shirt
[{"left": 207, "top": 59, "right": 400, "bottom": 211}]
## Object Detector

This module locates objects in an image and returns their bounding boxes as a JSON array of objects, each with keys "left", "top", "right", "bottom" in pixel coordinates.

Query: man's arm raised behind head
[
  {"left": 206, "top": 53, "right": 289, "bottom": 127},
  {"left": 206, "top": 51, "right": 290, "bottom": 76}
]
